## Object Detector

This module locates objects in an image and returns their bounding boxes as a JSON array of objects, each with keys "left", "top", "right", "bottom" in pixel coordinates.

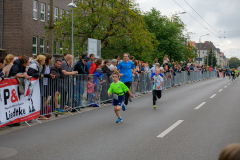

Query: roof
[{"left": 195, "top": 41, "right": 218, "bottom": 50}]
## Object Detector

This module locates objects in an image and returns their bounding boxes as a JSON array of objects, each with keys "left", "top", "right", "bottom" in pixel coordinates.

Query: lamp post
[
  {"left": 68, "top": 1, "right": 77, "bottom": 58},
  {"left": 198, "top": 34, "right": 209, "bottom": 65},
  {"left": 171, "top": 12, "right": 186, "bottom": 22}
]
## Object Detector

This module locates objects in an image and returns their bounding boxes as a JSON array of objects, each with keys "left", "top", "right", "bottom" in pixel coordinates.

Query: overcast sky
[{"left": 136, "top": 0, "right": 240, "bottom": 59}]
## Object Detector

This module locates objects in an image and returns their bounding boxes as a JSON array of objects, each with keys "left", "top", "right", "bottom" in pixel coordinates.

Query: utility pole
[{"left": 49, "top": 0, "right": 54, "bottom": 58}]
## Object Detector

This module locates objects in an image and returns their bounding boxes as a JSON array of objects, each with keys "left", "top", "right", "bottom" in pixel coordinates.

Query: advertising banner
[{"left": 0, "top": 78, "right": 40, "bottom": 128}]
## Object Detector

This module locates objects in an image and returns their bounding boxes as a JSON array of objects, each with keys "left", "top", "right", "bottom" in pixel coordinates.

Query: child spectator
[
  {"left": 150, "top": 68, "right": 164, "bottom": 109},
  {"left": 108, "top": 71, "right": 133, "bottom": 123},
  {"left": 87, "top": 76, "right": 96, "bottom": 105}
]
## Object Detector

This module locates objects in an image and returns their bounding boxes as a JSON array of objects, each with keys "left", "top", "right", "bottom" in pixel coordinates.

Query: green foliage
[
  {"left": 229, "top": 57, "right": 240, "bottom": 69},
  {"left": 143, "top": 8, "right": 191, "bottom": 63},
  {"left": 204, "top": 49, "right": 217, "bottom": 67},
  {"left": 50, "top": 0, "right": 157, "bottom": 59}
]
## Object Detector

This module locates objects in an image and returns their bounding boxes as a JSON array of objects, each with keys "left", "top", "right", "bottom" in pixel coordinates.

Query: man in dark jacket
[
  {"left": 73, "top": 56, "right": 89, "bottom": 107},
  {"left": 0, "top": 57, "right": 4, "bottom": 73},
  {"left": 50, "top": 59, "right": 65, "bottom": 113},
  {"left": 0, "top": 71, "right": 4, "bottom": 82},
  {"left": 8, "top": 56, "right": 30, "bottom": 79},
  {"left": 74, "top": 56, "right": 89, "bottom": 74}
]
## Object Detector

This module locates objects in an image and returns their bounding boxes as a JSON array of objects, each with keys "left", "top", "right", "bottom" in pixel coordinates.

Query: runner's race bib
[{"left": 113, "top": 93, "right": 118, "bottom": 100}]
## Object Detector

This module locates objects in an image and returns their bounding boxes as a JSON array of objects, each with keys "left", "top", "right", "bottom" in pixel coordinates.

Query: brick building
[{"left": 0, "top": 0, "right": 72, "bottom": 57}]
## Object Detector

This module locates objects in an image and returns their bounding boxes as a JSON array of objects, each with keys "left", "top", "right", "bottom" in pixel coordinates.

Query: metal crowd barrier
[{"left": 39, "top": 71, "right": 218, "bottom": 117}]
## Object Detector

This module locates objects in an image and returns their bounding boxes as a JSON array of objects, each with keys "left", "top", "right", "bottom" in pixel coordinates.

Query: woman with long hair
[{"left": 2, "top": 54, "right": 14, "bottom": 78}]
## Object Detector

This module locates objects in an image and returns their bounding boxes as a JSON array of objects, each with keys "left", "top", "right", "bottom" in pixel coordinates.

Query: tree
[
  {"left": 204, "top": 49, "right": 217, "bottom": 67},
  {"left": 229, "top": 57, "right": 240, "bottom": 69},
  {"left": 51, "top": 0, "right": 156, "bottom": 59},
  {"left": 143, "top": 8, "right": 190, "bottom": 63}
]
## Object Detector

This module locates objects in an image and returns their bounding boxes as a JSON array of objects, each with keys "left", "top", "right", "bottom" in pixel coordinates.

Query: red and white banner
[{"left": 0, "top": 78, "right": 40, "bottom": 128}]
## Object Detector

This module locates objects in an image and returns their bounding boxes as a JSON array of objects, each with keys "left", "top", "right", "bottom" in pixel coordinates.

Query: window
[
  {"left": 41, "top": 3, "right": 45, "bottom": 22},
  {"left": 60, "top": 42, "right": 63, "bottom": 54},
  {"left": 47, "top": 40, "right": 49, "bottom": 53},
  {"left": 33, "top": 0, "right": 38, "bottom": 20},
  {"left": 40, "top": 38, "right": 44, "bottom": 53},
  {"left": 54, "top": 7, "right": 58, "bottom": 21},
  {"left": 54, "top": 40, "right": 57, "bottom": 54},
  {"left": 48, "top": 5, "right": 50, "bottom": 20},
  {"left": 33, "top": 37, "right": 37, "bottom": 55},
  {"left": 60, "top": 9, "right": 64, "bottom": 19}
]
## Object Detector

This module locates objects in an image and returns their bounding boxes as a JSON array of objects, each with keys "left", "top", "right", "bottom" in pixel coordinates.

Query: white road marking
[
  {"left": 218, "top": 89, "right": 223, "bottom": 92},
  {"left": 224, "top": 86, "right": 227, "bottom": 88},
  {"left": 195, "top": 102, "right": 206, "bottom": 110},
  {"left": 157, "top": 120, "right": 184, "bottom": 138},
  {"left": 210, "top": 94, "right": 216, "bottom": 98},
  {"left": 228, "top": 83, "right": 231, "bottom": 85}
]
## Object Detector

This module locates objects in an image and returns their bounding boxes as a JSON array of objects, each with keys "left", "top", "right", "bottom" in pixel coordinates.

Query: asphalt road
[{"left": 0, "top": 77, "right": 240, "bottom": 160}]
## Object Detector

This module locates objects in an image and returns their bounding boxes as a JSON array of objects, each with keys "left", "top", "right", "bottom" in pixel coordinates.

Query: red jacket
[{"left": 89, "top": 63, "right": 98, "bottom": 74}]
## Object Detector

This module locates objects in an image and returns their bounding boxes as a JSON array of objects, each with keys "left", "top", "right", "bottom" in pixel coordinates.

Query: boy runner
[
  {"left": 150, "top": 68, "right": 164, "bottom": 109},
  {"left": 108, "top": 71, "right": 133, "bottom": 123}
]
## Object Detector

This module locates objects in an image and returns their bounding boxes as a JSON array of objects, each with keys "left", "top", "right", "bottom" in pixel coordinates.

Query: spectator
[
  {"left": 50, "top": 59, "right": 65, "bottom": 113},
  {"left": 117, "top": 53, "right": 135, "bottom": 107},
  {"left": 107, "top": 59, "right": 117, "bottom": 71},
  {"left": 62, "top": 53, "right": 68, "bottom": 62},
  {"left": 130, "top": 56, "right": 134, "bottom": 62},
  {"left": 209, "top": 65, "right": 213, "bottom": 71},
  {"left": 0, "top": 71, "right": 3, "bottom": 82},
  {"left": 73, "top": 54, "right": 89, "bottom": 107},
  {"left": 41, "top": 54, "right": 54, "bottom": 118},
  {"left": 163, "top": 55, "right": 169, "bottom": 65},
  {"left": 8, "top": 56, "right": 30, "bottom": 79},
  {"left": 115, "top": 55, "right": 120, "bottom": 66},
  {"left": 74, "top": 54, "right": 89, "bottom": 74},
  {"left": 144, "top": 62, "right": 150, "bottom": 73},
  {"left": 89, "top": 58, "right": 102, "bottom": 74},
  {"left": 136, "top": 60, "right": 144, "bottom": 76},
  {"left": 61, "top": 55, "right": 78, "bottom": 76},
  {"left": 189, "top": 64, "right": 194, "bottom": 71},
  {"left": 87, "top": 54, "right": 95, "bottom": 71},
  {"left": 102, "top": 59, "right": 113, "bottom": 78},
  {"left": 28, "top": 55, "right": 48, "bottom": 120},
  {"left": 2, "top": 54, "right": 14, "bottom": 78},
  {"left": 61, "top": 55, "right": 78, "bottom": 110},
  {"left": 0, "top": 57, "right": 4, "bottom": 73},
  {"left": 87, "top": 76, "right": 96, "bottom": 106},
  {"left": 27, "top": 55, "right": 46, "bottom": 78},
  {"left": 154, "top": 57, "right": 160, "bottom": 64},
  {"left": 219, "top": 143, "right": 240, "bottom": 160},
  {"left": 150, "top": 62, "right": 156, "bottom": 74}
]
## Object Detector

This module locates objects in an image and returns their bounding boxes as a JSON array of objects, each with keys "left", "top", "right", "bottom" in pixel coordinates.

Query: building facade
[
  {"left": 194, "top": 41, "right": 222, "bottom": 66},
  {"left": 0, "top": 0, "right": 71, "bottom": 57}
]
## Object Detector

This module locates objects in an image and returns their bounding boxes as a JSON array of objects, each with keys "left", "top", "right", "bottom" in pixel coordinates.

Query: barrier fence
[{"left": 39, "top": 71, "right": 218, "bottom": 118}]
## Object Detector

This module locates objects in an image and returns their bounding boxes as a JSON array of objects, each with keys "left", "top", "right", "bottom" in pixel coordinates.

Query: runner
[
  {"left": 117, "top": 53, "right": 135, "bottom": 108},
  {"left": 108, "top": 71, "right": 133, "bottom": 123},
  {"left": 231, "top": 69, "right": 235, "bottom": 82},
  {"left": 150, "top": 68, "right": 164, "bottom": 109}
]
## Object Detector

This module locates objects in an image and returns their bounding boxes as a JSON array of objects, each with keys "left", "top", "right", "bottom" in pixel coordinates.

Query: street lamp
[
  {"left": 68, "top": 1, "right": 77, "bottom": 58},
  {"left": 171, "top": 12, "right": 186, "bottom": 22},
  {"left": 198, "top": 34, "right": 209, "bottom": 65}
]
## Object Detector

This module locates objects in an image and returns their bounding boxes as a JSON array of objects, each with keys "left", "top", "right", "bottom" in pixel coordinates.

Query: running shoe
[
  {"left": 153, "top": 105, "right": 156, "bottom": 109},
  {"left": 55, "top": 108, "right": 64, "bottom": 113},
  {"left": 116, "top": 117, "right": 122, "bottom": 123},
  {"left": 122, "top": 104, "right": 126, "bottom": 111}
]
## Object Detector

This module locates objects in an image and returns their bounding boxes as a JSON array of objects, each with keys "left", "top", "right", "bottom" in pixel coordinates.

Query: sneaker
[
  {"left": 116, "top": 117, "right": 122, "bottom": 123},
  {"left": 153, "top": 105, "right": 156, "bottom": 109},
  {"left": 122, "top": 104, "right": 126, "bottom": 111},
  {"left": 55, "top": 108, "right": 64, "bottom": 113},
  {"left": 129, "top": 97, "right": 132, "bottom": 102}
]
